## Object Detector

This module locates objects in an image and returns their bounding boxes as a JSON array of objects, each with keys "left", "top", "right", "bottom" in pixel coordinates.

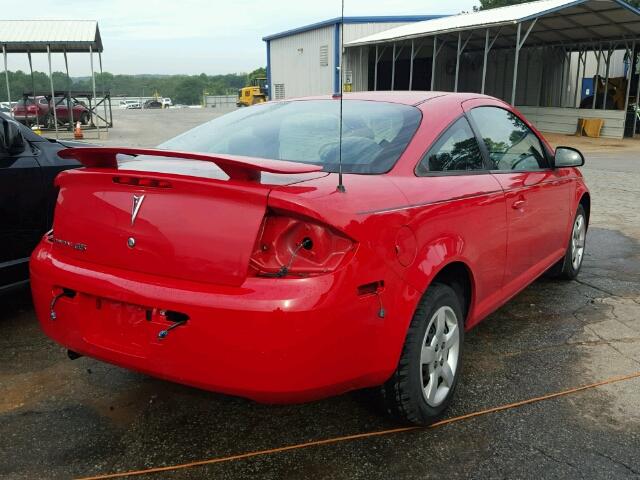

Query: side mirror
[
  {"left": 0, "top": 118, "right": 25, "bottom": 155},
  {"left": 554, "top": 146, "right": 584, "bottom": 168}
]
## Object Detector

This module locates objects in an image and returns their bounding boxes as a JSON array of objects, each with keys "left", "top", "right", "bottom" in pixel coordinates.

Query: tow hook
[
  {"left": 50, "top": 289, "right": 76, "bottom": 320},
  {"left": 157, "top": 310, "right": 189, "bottom": 340}
]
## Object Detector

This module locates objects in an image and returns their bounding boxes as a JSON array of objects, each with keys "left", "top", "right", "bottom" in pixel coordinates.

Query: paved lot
[
  {"left": 63, "top": 107, "right": 228, "bottom": 147},
  {"left": 1, "top": 113, "right": 639, "bottom": 479}
]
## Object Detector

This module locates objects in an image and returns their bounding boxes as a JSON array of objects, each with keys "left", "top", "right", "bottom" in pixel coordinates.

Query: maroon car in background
[{"left": 12, "top": 96, "right": 91, "bottom": 127}]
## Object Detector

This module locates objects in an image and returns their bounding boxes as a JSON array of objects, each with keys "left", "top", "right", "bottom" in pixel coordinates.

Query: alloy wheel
[
  {"left": 571, "top": 214, "right": 586, "bottom": 270},
  {"left": 420, "top": 306, "right": 460, "bottom": 407}
]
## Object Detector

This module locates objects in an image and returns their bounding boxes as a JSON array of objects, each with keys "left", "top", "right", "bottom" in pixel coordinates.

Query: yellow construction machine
[{"left": 237, "top": 77, "right": 268, "bottom": 107}]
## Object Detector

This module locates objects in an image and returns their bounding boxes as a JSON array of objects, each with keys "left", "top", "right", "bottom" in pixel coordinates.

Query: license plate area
[{"left": 81, "top": 295, "right": 156, "bottom": 357}]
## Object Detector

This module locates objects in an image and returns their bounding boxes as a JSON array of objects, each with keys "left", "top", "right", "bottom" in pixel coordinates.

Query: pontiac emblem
[{"left": 131, "top": 194, "right": 145, "bottom": 226}]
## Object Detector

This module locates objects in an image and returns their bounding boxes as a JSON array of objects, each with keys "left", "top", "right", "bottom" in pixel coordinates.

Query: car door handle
[{"left": 512, "top": 199, "right": 526, "bottom": 209}]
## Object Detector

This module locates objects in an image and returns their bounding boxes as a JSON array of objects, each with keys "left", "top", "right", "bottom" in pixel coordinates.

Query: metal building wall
[
  {"left": 269, "top": 25, "right": 335, "bottom": 99},
  {"left": 343, "top": 22, "right": 417, "bottom": 43},
  {"left": 347, "top": 42, "right": 567, "bottom": 107},
  {"left": 567, "top": 49, "right": 626, "bottom": 107},
  {"left": 269, "top": 22, "right": 418, "bottom": 99}
]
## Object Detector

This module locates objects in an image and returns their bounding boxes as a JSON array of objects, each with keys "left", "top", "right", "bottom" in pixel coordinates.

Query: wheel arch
[
  {"left": 399, "top": 233, "right": 478, "bottom": 329},
  {"left": 427, "top": 261, "right": 475, "bottom": 327},
  {"left": 579, "top": 192, "right": 591, "bottom": 226}
]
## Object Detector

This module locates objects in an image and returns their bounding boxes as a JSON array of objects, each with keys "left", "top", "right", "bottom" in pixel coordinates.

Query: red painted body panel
[
  {"left": 53, "top": 170, "right": 272, "bottom": 287},
  {"left": 30, "top": 92, "right": 590, "bottom": 403}
]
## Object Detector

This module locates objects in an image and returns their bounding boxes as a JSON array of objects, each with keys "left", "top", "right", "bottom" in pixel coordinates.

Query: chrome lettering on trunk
[{"left": 51, "top": 237, "right": 87, "bottom": 252}]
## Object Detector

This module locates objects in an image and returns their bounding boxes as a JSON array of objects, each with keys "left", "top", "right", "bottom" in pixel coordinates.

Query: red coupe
[
  {"left": 30, "top": 92, "right": 589, "bottom": 425},
  {"left": 12, "top": 96, "right": 91, "bottom": 127}
]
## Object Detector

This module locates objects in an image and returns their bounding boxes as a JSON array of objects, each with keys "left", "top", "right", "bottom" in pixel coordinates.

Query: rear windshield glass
[{"left": 157, "top": 100, "right": 422, "bottom": 174}]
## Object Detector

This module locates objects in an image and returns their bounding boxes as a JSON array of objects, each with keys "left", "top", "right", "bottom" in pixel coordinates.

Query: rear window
[{"left": 157, "top": 100, "right": 422, "bottom": 174}]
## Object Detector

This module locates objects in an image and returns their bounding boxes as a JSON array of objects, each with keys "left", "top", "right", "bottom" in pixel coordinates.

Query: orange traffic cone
[{"left": 74, "top": 121, "right": 83, "bottom": 140}]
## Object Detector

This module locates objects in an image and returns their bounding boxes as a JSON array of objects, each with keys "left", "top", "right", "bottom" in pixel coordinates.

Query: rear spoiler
[{"left": 57, "top": 147, "right": 322, "bottom": 181}]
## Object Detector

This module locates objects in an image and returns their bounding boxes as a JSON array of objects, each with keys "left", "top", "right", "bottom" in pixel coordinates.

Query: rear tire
[
  {"left": 547, "top": 204, "right": 587, "bottom": 280},
  {"left": 80, "top": 113, "right": 90, "bottom": 125},
  {"left": 381, "top": 283, "right": 464, "bottom": 425}
]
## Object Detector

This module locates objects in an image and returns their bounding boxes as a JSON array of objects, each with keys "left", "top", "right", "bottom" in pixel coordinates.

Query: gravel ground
[{"left": 1, "top": 111, "right": 639, "bottom": 479}]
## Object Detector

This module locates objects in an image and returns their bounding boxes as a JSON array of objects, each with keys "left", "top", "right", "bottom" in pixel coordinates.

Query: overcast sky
[{"left": 4, "top": 0, "right": 479, "bottom": 76}]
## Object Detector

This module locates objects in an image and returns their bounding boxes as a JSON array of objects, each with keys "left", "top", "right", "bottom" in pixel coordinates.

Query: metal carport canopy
[
  {"left": 0, "top": 20, "right": 102, "bottom": 53},
  {"left": 345, "top": 0, "right": 640, "bottom": 50},
  {"left": 1, "top": 20, "right": 105, "bottom": 141}
]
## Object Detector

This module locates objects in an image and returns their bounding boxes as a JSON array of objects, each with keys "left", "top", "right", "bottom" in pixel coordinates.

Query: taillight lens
[
  {"left": 250, "top": 211, "right": 355, "bottom": 277},
  {"left": 27, "top": 105, "right": 37, "bottom": 113}
]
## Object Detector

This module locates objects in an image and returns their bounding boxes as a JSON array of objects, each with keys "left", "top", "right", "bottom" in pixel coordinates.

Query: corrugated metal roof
[
  {"left": 0, "top": 20, "right": 102, "bottom": 53},
  {"left": 345, "top": 0, "right": 640, "bottom": 47}
]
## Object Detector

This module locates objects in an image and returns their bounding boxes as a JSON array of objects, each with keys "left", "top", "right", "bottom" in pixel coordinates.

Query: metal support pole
[
  {"left": 499, "top": 50, "right": 507, "bottom": 99},
  {"left": 3, "top": 45, "right": 12, "bottom": 118},
  {"left": 455, "top": 32, "right": 462, "bottom": 93},
  {"left": 537, "top": 47, "right": 544, "bottom": 107},
  {"left": 523, "top": 50, "right": 531, "bottom": 104},
  {"left": 592, "top": 43, "right": 601, "bottom": 109},
  {"left": 90, "top": 45, "right": 100, "bottom": 137},
  {"left": 47, "top": 44, "right": 59, "bottom": 139},
  {"left": 374, "top": 45, "right": 378, "bottom": 91},
  {"left": 634, "top": 46, "right": 640, "bottom": 136},
  {"left": 391, "top": 43, "right": 396, "bottom": 91},
  {"left": 603, "top": 44, "right": 613, "bottom": 110},
  {"left": 99, "top": 51, "right": 108, "bottom": 130},
  {"left": 559, "top": 49, "right": 567, "bottom": 107},
  {"left": 63, "top": 49, "right": 73, "bottom": 129},
  {"left": 580, "top": 48, "right": 587, "bottom": 107},
  {"left": 482, "top": 29, "right": 490, "bottom": 94},
  {"left": 622, "top": 39, "right": 635, "bottom": 135},
  {"left": 409, "top": 40, "right": 415, "bottom": 91},
  {"left": 359, "top": 46, "right": 363, "bottom": 92},
  {"left": 511, "top": 23, "right": 521, "bottom": 105},
  {"left": 573, "top": 50, "right": 582, "bottom": 108},
  {"left": 431, "top": 36, "right": 437, "bottom": 91},
  {"left": 27, "top": 50, "right": 39, "bottom": 126}
]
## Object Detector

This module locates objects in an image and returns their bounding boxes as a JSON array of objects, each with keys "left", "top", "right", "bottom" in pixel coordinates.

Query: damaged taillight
[{"left": 250, "top": 211, "right": 355, "bottom": 277}]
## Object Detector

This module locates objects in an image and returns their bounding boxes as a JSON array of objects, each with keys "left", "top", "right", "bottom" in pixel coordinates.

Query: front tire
[{"left": 382, "top": 283, "right": 464, "bottom": 425}]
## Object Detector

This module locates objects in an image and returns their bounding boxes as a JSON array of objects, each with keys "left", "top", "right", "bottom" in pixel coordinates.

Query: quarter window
[
  {"left": 469, "top": 107, "right": 547, "bottom": 171},
  {"left": 417, "top": 117, "right": 484, "bottom": 175}
]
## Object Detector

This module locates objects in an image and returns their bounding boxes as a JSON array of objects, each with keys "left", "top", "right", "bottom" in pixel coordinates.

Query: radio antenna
[{"left": 336, "top": 0, "right": 346, "bottom": 193}]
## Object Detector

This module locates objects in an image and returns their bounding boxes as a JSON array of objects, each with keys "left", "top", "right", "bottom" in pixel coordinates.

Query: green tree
[
  {"left": 173, "top": 77, "right": 206, "bottom": 105},
  {"left": 247, "top": 67, "right": 267, "bottom": 84},
  {"left": 0, "top": 68, "right": 266, "bottom": 104}
]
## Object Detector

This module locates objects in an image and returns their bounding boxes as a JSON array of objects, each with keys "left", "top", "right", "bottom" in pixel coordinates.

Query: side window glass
[
  {"left": 417, "top": 117, "right": 484, "bottom": 175},
  {"left": 469, "top": 107, "right": 547, "bottom": 171}
]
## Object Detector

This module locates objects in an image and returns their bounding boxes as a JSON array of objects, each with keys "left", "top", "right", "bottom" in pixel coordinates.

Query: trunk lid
[{"left": 52, "top": 149, "right": 326, "bottom": 287}]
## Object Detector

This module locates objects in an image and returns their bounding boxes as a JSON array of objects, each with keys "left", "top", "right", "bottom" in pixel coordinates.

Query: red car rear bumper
[{"left": 30, "top": 240, "right": 403, "bottom": 403}]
